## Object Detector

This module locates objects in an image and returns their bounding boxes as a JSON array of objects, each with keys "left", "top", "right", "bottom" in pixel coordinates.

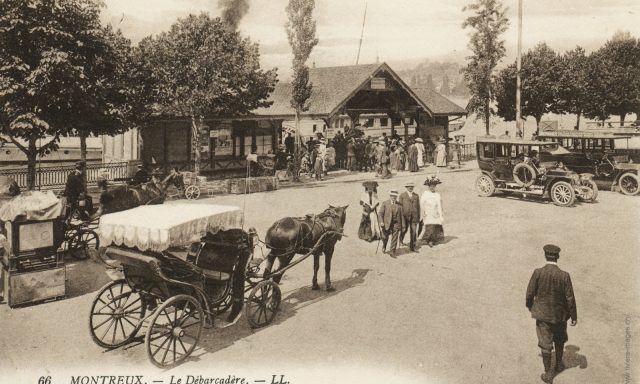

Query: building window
[
  {"left": 392, "top": 118, "right": 402, "bottom": 126},
  {"left": 339, "top": 119, "right": 344, "bottom": 128},
  {"left": 380, "top": 117, "right": 389, "bottom": 127},
  {"left": 334, "top": 120, "right": 339, "bottom": 128},
  {"left": 366, "top": 118, "right": 375, "bottom": 127},
  {"left": 313, "top": 124, "right": 317, "bottom": 133}
]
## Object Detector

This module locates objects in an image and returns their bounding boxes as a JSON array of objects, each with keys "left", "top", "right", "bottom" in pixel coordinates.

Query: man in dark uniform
[
  {"left": 284, "top": 132, "right": 295, "bottom": 154},
  {"left": 63, "top": 161, "right": 86, "bottom": 219},
  {"left": 398, "top": 182, "right": 420, "bottom": 252},
  {"left": 132, "top": 164, "right": 149, "bottom": 185},
  {"left": 526, "top": 244, "right": 577, "bottom": 383},
  {"left": 378, "top": 189, "right": 405, "bottom": 257}
]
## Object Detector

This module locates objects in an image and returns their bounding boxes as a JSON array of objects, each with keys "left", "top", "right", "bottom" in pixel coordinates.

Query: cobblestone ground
[{"left": 1, "top": 164, "right": 639, "bottom": 384}]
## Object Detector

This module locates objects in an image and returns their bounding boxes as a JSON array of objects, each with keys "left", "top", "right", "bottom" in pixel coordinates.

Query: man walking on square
[
  {"left": 398, "top": 182, "right": 420, "bottom": 252},
  {"left": 378, "top": 189, "right": 404, "bottom": 257},
  {"left": 526, "top": 244, "right": 577, "bottom": 383}
]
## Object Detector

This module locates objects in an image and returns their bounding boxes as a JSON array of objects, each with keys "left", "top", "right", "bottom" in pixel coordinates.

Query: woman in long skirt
[
  {"left": 435, "top": 141, "right": 447, "bottom": 167},
  {"left": 416, "top": 138, "right": 425, "bottom": 168},
  {"left": 389, "top": 145, "right": 399, "bottom": 171},
  {"left": 358, "top": 181, "right": 381, "bottom": 242},
  {"left": 420, "top": 175, "right": 444, "bottom": 247},
  {"left": 407, "top": 142, "right": 419, "bottom": 172}
]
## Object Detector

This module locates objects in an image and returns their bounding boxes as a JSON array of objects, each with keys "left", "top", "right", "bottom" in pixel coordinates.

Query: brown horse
[
  {"left": 263, "top": 205, "right": 348, "bottom": 291},
  {"left": 91, "top": 172, "right": 179, "bottom": 218}
]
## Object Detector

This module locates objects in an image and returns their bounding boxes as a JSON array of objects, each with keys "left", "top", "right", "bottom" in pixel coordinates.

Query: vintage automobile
[
  {"left": 475, "top": 137, "right": 598, "bottom": 207},
  {"left": 534, "top": 143, "right": 640, "bottom": 196}
]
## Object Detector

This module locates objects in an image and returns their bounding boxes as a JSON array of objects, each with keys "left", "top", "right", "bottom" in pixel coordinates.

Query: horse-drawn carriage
[{"left": 89, "top": 203, "right": 348, "bottom": 367}]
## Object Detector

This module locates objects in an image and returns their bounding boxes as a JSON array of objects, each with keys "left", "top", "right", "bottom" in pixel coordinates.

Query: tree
[
  {"left": 0, "top": 0, "right": 137, "bottom": 189},
  {"left": 554, "top": 46, "right": 589, "bottom": 129},
  {"left": 138, "top": 13, "right": 277, "bottom": 174},
  {"left": 461, "top": 0, "right": 509, "bottom": 135},
  {"left": 495, "top": 43, "right": 559, "bottom": 132},
  {"left": 285, "top": 0, "right": 318, "bottom": 181},
  {"left": 584, "top": 32, "right": 640, "bottom": 125},
  {"left": 425, "top": 74, "right": 435, "bottom": 90}
]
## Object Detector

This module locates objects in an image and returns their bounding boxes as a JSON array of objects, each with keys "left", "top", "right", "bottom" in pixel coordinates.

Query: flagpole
[{"left": 356, "top": 1, "right": 367, "bottom": 65}]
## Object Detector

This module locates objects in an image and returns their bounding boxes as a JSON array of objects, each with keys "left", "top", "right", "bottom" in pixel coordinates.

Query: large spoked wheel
[
  {"left": 145, "top": 294, "right": 204, "bottom": 368},
  {"left": 185, "top": 185, "right": 201, "bottom": 200},
  {"left": 550, "top": 181, "right": 576, "bottom": 207},
  {"left": 577, "top": 179, "right": 598, "bottom": 202},
  {"left": 69, "top": 229, "right": 100, "bottom": 260},
  {"left": 619, "top": 172, "right": 640, "bottom": 196},
  {"left": 89, "top": 280, "right": 146, "bottom": 349},
  {"left": 475, "top": 174, "right": 496, "bottom": 197},
  {"left": 245, "top": 280, "right": 281, "bottom": 329}
]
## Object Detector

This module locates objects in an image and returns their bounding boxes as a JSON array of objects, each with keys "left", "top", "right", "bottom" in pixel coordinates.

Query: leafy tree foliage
[
  {"left": 495, "top": 43, "right": 559, "bottom": 131},
  {"left": 138, "top": 13, "right": 277, "bottom": 174},
  {"left": 554, "top": 46, "right": 589, "bottom": 129},
  {"left": 285, "top": 0, "right": 318, "bottom": 180},
  {"left": 0, "top": 0, "right": 138, "bottom": 189},
  {"left": 441, "top": 74, "right": 451, "bottom": 95},
  {"left": 461, "top": 0, "right": 509, "bottom": 136},
  {"left": 583, "top": 32, "right": 640, "bottom": 125}
]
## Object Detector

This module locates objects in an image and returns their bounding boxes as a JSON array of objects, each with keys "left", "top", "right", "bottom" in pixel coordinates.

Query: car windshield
[{"left": 541, "top": 143, "right": 571, "bottom": 154}]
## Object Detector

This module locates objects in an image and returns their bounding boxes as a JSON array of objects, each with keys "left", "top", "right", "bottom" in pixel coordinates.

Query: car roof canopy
[{"left": 475, "top": 136, "right": 553, "bottom": 145}]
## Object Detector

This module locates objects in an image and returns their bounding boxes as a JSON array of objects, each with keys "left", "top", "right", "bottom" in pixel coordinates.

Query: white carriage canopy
[{"left": 98, "top": 203, "right": 243, "bottom": 252}]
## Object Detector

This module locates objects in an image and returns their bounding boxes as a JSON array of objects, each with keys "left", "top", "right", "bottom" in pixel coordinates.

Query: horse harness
[{"left": 269, "top": 210, "right": 343, "bottom": 256}]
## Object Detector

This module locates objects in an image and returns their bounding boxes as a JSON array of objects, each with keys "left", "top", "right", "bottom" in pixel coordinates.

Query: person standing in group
[
  {"left": 415, "top": 138, "right": 425, "bottom": 168},
  {"left": 63, "top": 161, "right": 88, "bottom": 220},
  {"left": 284, "top": 132, "right": 295, "bottom": 154},
  {"left": 397, "top": 142, "right": 407, "bottom": 171},
  {"left": 378, "top": 189, "right": 405, "bottom": 257},
  {"left": 313, "top": 143, "right": 324, "bottom": 180},
  {"left": 407, "top": 140, "right": 419, "bottom": 172},
  {"left": 375, "top": 140, "right": 386, "bottom": 175},
  {"left": 389, "top": 144, "right": 399, "bottom": 171},
  {"left": 324, "top": 141, "right": 335, "bottom": 174},
  {"left": 346, "top": 138, "right": 356, "bottom": 171},
  {"left": 450, "top": 139, "right": 460, "bottom": 168},
  {"left": 419, "top": 175, "right": 444, "bottom": 247},
  {"left": 367, "top": 137, "right": 377, "bottom": 172},
  {"left": 379, "top": 148, "right": 392, "bottom": 179},
  {"left": 435, "top": 139, "right": 447, "bottom": 167},
  {"left": 526, "top": 245, "right": 577, "bottom": 384},
  {"left": 398, "top": 182, "right": 420, "bottom": 252},
  {"left": 358, "top": 181, "right": 381, "bottom": 242}
]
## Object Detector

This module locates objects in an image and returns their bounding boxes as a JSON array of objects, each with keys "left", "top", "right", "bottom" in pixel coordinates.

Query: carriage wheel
[
  {"left": 619, "top": 172, "right": 640, "bottom": 196},
  {"left": 245, "top": 280, "right": 281, "bottom": 329},
  {"left": 89, "top": 279, "right": 146, "bottom": 349},
  {"left": 145, "top": 294, "right": 204, "bottom": 368},
  {"left": 185, "top": 185, "right": 201, "bottom": 200},
  {"left": 69, "top": 229, "right": 100, "bottom": 260}
]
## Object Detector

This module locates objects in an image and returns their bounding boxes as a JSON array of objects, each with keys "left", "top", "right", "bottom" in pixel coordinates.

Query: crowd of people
[
  {"left": 277, "top": 126, "right": 463, "bottom": 181},
  {"left": 358, "top": 175, "right": 445, "bottom": 257}
]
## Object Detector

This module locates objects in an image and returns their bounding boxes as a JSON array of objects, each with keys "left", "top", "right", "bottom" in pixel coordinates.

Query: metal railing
[{"left": 0, "top": 162, "right": 129, "bottom": 190}]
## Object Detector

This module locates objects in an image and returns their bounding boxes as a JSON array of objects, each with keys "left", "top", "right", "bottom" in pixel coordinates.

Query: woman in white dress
[
  {"left": 415, "top": 138, "right": 425, "bottom": 168},
  {"left": 358, "top": 181, "right": 381, "bottom": 242},
  {"left": 420, "top": 175, "right": 444, "bottom": 247}
]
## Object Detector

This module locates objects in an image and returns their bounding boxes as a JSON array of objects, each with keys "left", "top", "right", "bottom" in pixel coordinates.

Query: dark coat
[
  {"left": 526, "top": 263, "right": 577, "bottom": 324},
  {"left": 378, "top": 200, "right": 405, "bottom": 230},
  {"left": 64, "top": 171, "right": 84, "bottom": 200},
  {"left": 398, "top": 191, "right": 420, "bottom": 223}
]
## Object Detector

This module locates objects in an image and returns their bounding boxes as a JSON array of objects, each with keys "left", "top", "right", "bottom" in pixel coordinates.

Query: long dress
[
  {"left": 436, "top": 143, "right": 447, "bottom": 167},
  {"left": 419, "top": 190, "right": 444, "bottom": 243},
  {"left": 416, "top": 143, "right": 425, "bottom": 167},
  {"left": 408, "top": 144, "right": 419, "bottom": 172},
  {"left": 358, "top": 192, "right": 381, "bottom": 242},
  {"left": 389, "top": 149, "right": 399, "bottom": 171}
]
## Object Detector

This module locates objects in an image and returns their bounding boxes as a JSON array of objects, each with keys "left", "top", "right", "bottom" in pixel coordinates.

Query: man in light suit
[
  {"left": 526, "top": 244, "right": 578, "bottom": 383},
  {"left": 378, "top": 189, "right": 405, "bottom": 257},
  {"left": 398, "top": 182, "right": 420, "bottom": 252}
]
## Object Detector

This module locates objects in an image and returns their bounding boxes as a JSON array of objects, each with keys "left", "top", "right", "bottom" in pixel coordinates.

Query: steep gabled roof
[
  {"left": 253, "top": 62, "right": 466, "bottom": 118},
  {"left": 411, "top": 87, "right": 467, "bottom": 116}
]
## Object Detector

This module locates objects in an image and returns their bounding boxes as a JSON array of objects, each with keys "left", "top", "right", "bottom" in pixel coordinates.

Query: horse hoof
[
  {"left": 312, "top": 285, "right": 320, "bottom": 290},
  {"left": 326, "top": 286, "right": 335, "bottom": 292}
]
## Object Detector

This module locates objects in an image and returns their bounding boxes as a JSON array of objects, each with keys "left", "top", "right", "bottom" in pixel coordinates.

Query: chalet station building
[{"left": 103, "top": 63, "right": 466, "bottom": 175}]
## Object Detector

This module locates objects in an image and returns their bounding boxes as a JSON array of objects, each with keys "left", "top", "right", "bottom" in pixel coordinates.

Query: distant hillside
[{"left": 397, "top": 60, "right": 470, "bottom": 98}]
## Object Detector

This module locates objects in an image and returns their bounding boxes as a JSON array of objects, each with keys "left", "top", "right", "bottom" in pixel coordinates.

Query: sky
[{"left": 101, "top": 0, "right": 640, "bottom": 79}]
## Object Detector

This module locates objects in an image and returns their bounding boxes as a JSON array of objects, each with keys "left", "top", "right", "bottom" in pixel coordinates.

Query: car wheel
[
  {"left": 619, "top": 172, "right": 640, "bottom": 196},
  {"left": 475, "top": 174, "right": 495, "bottom": 197},
  {"left": 550, "top": 181, "right": 576, "bottom": 207},
  {"left": 577, "top": 179, "right": 598, "bottom": 202}
]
